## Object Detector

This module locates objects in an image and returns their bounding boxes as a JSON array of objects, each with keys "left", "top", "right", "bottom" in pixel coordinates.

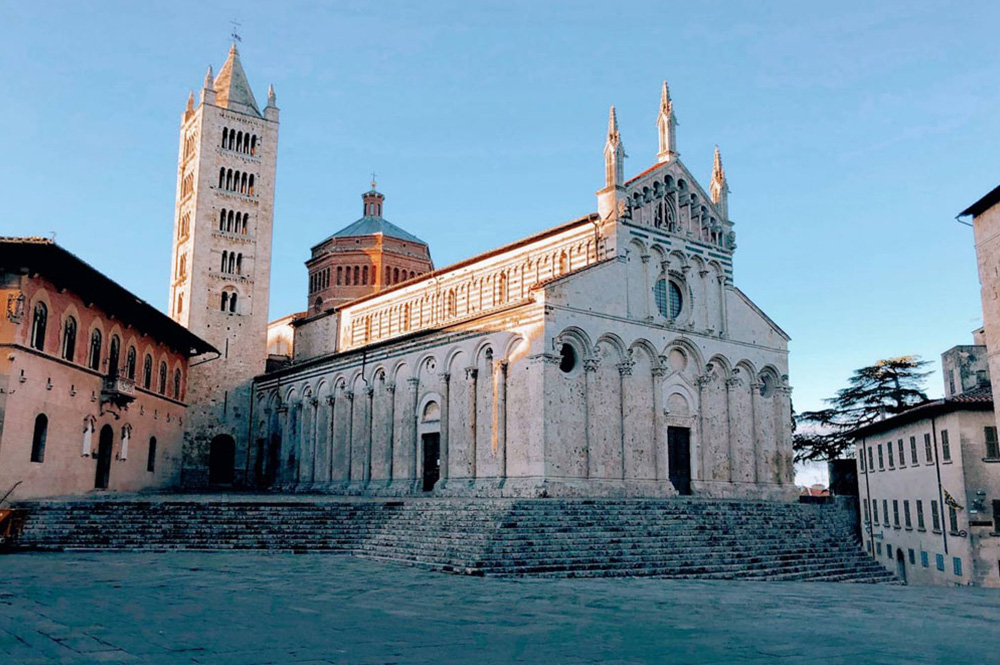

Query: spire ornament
[
  {"left": 656, "top": 80, "right": 678, "bottom": 163},
  {"left": 203, "top": 66, "right": 214, "bottom": 89},
  {"left": 710, "top": 145, "right": 729, "bottom": 220},
  {"left": 267, "top": 83, "right": 276, "bottom": 107},
  {"left": 597, "top": 105, "right": 627, "bottom": 221}
]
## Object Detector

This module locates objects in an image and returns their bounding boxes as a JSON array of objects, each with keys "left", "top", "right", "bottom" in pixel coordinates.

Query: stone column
[
  {"left": 344, "top": 391, "right": 354, "bottom": 483},
  {"left": 776, "top": 385, "right": 794, "bottom": 484},
  {"left": 364, "top": 385, "right": 374, "bottom": 484},
  {"left": 718, "top": 275, "right": 730, "bottom": 338},
  {"left": 617, "top": 360, "right": 634, "bottom": 480},
  {"left": 275, "top": 405, "right": 288, "bottom": 486},
  {"left": 699, "top": 268, "right": 710, "bottom": 331},
  {"left": 495, "top": 360, "right": 508, "bottom": 480},
  {"left": 439, "top": 372, "right": 451, "bottom": 482},
  {"left": 292, "top": 401, "right": 303, "bottom": 485},
  {"left": 651, "top": 364, "right": 667, "bottom": 482},
  {"left": 325, "top": 395, "right": 336, "bottom": 482},
  {"left": 725, "top": 376, "right": 739, "bottom": 483},
  {"left": 641, "top": 254, "right": 652, "bottom": 320},
  {"left": 465, "top": 367, "right": 479, "bottom": 480},
  {"left": 309, "top": 397, "right": 319, "bottom": 484},
  {"left": 750, "top": 381, "right": 763, "bottom": 485},
  {"left": 695, "top": 375, "right": 710, "bottom": 482},
  {"left": 408, "top": 377, "right": 420, "bottom": 490},
  {"left": 583, "top": 358, "right": 599, "bottom": 479},
  {"left": 386, "top": 383, "right": 396, "bottom": 482}
]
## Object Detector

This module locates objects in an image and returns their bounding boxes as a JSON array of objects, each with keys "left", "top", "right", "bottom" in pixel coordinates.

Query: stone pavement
[{"left": 0, "top": 553, "right": 995, "bottom": 664}]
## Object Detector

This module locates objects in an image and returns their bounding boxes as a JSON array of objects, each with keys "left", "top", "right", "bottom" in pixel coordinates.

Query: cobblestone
[{"left": 0, "top": 552, "right": 995, "bottom": 664}]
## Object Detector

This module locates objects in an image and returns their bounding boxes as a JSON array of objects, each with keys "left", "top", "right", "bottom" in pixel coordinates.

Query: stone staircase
[{"left": 11, "top": 496, "right": 895, "bottom": 582}]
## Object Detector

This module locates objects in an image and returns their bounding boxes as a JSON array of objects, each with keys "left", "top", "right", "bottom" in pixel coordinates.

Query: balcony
[{"left": 101, "top": 374, "right": 136, "bottom": 407}]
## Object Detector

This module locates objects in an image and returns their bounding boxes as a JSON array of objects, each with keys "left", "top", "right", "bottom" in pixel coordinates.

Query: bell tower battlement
[{"left": 168, "top": 44, "right": 280, "bottom": 487}]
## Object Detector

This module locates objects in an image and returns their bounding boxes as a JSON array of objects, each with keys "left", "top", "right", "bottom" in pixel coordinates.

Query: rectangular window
[
  {"left": 886, "top": 544, "right": 893, "bottom": 558},
  {"left": 936, "top": 553, "right": 945, "bottom": 571},
  {"left": 908, "top": 548, "right": 916, "bottom": 565},
  {"left": 986, "top": 426, "right": 1000, "bottom": 459},
  {"left": 949, "top": 506, "right": 959, "bottom": 533},
  {"left": 893, "top": 500, "right": 900, "bottom": 528},
  {"left": 876, "top": 541, "right": 882, "bottom": 555},
  {"left": 931, "top": 500, "right": 941, "bottom": 531},
  {"left": 147, "top": 437, "right": 157, "bottom": 473},
  {"left": 910, "top": 436, "right": 918, "bottom": 466},
  {"left": 866, "top": 541, "right": 872, "bottom": 553},
  {"left": 887, "top": 442, "right": 894, "bottom": 468},
  {"left": 994, "top": 499, "right": 1000, "bottom": 532},
  {"left": 924, "top": 433, "right": 933, "bottom": 463},
  {"left": 941, "top": 430, "right": 951, "bottom": 462},
  {"left": 878, "top": 444, "right": 885, "bottom": 470},
  {"left": 868, "top": 446, "right": 874, "bottom": 471},
  {"left": 916, "top": 500, "right": 925, "bottom": 530},
  {"left": 863, "top": 500, "right": 871, "bottom": 523},
  {"left": 883, "top": 500, "right": 889, "bottom": 528},
  {"left": 953, "top": 557, "right": 963, "bottom": 576},
  {"left": 873, "top": 500, "right": 879, "bottom": 524},
  {"left": 897, "top": 439, "right": 905, "bottom": 466},
  {"left": 859, "top": 448, "right": 866, "bottom": 472},
  {"left": 920, "top": 551, "right": 928, "bottom": 568},
  {"left": 903, "top": 500, "right": 912, "bottom": 528}
]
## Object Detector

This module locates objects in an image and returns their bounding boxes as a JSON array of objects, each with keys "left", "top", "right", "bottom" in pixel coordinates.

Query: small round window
[
  {"left": 559, "top": 343, "right": 577, "bottom": 374},
  {"left": 654, "top": 279, "right": 684, "bottom": 319}
]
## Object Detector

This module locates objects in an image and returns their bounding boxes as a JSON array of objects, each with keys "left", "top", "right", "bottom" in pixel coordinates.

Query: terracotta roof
[
  {"left": 0, "top": 237, "right": 216, "bottom": 357},
  {"left": 849, "top": 385, "right": 994, "bottom": 439}
]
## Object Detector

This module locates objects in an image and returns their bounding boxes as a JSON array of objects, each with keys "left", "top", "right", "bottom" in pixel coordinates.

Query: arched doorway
[
  {"left": 419, "top": 400, "right": 441, "bottom": 492},
  {"left": 95, "top": 425, "right": 113, "bottom": 489},
  {"left": 896, "top": 547, "right": 907, "bottom": 583},
  {"left": 209, "top": 435, "right": 236, "bottom": 486}
]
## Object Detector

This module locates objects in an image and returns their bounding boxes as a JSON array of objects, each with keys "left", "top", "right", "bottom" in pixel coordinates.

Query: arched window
[
  {"left": 173, "top": 368, "right": 182, "bottom": 399},
  {"left": 108, "top": 335, "right": 120, "bottom": 375},
  {"left": 88, "top": 329, "right": 102, "bottom": 371},
  {"left": 159, "top": 361, "right": 167, "bottom": 394},
  {"left": 240, "top": 172, "right": 247, "bottom": 194},
  {"left": 30, "top": 302, "right": 47, "bottom": 351},
  {"left": 236, "top": 131, "right": 243, "bottom": 153},
  {"left": 498, "top": 272, "right": 508, "bottom": 304},
  {"left": 147, "top": 437, "right": 157, "bottom": 473},
  {"left": 393, "top": 267, "right": 399, "bottom": 284},
  {"left": 353, "top": 266, "right": 360, "bottom": 285},
  {"left": 30, "top": 414, "right": 47, "bottom": 463},
  {"left": 236, "top": 253, "right": 243, "bottom": 274},
  {"left": 222, "top": 127, "right": 228, "bottom": 149},
  {"left": 228, "top": 131, "right": 235, "bottom": 150},
  {"left": 337, "top": 266, "right": 343, "bottom": 285},
  {"left": 61, "top": 316, "right": 77, "bottom": 361},
  {"left": 229, "top": 292, "right": 238, "bottom": 313},
  {"left": 125, "top": 346, "right": 137, "bottom": 380},
  {"left": 178, "top": 254, "right": 186, "bottom": 279},
  {"left": 219, "top": 209, "right": 226, "bottom": 231},
  {"left": 176, "top": 294, "right": 184, "bottom": 316},
  {"left": 241, "top": 213, "right": 248, "bottom": 234},
  {"left": 227, "top": 209, "right": 234, "bottom": 232},
  {"left": 248, "top": 174, "right": 254, "bottom": 195},
  {"left": 447, "top": 290, "right": 457, "bottom": 317},
  {"left": 221, "top": 250, "right": 228, "bottom": 272},
  {"left": 226, "top": 169, "right": 233, "bottom": 190},
  {"left": 362, "top": 266, "right": 368, "bottom": 285},
  {"left": 219, "top": 168, "right": 225, "bottom": 188},
  {"left": 143, "top": 354, "right": 153, "bottom": 389},
  {"left": 228, "top": 253, "right": 236, "bottom": 274},
  {"left": 221, "top": 292, "right": 229, "bottom": 311},
  {"left": 250, "top": 135, "right": 257, "bottom": 155},
  {"left": 385, "top": 266, "right": 391, "bottom": 285}
]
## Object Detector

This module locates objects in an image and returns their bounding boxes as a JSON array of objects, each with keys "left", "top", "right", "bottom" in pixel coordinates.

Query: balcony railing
[{"left": 101, "top": 374, "right": 136, "bottom": 407}]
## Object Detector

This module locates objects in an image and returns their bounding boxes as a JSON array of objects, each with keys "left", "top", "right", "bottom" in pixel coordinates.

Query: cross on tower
[
  {"left": 370, "top": 171, "right": 378, "bottom": 189},
  {"left": 230, "top": 20, "right": 242, "bottom": 43}
]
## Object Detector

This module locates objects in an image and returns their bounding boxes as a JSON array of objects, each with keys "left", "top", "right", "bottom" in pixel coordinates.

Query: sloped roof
[
  {"left": 214, "top": 44, "right": 261, "bottom": 117},
  {"left": 849, "top": 384, "right": 994, "bottom": 439},
  {"left": 0, "top": 237, "right": 216, "bottom": 357},
  {"left": 327, "top": 216, "right": 426, "bottom": 244}
]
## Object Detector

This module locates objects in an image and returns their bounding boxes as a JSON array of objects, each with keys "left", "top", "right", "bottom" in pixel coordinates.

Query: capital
[
  {"left": 386, "top": 383, "right": 396, "bottom": 394},
  {"left": 308, "top": 397, "right": 319, "bottom": 406},
  {"left": 617, "top": 360, "right": 635, "bottom": 377},
  {"left": 324, "top": 395, "right": 336, "bottom": 406},
  {"left": 583, "top": 358, "right": 600, "bottom": 373},
  {"left": 406, "top": 377, "right": 420, "bottom": 389},
  {"left": 345, "top": 391, "right": 354, "bottom": 402},
  {"left": 440, "top": 372, "right": 451, "bottom": 383},
  {"left": 465, "top": 366, "right": 479, "bottom": 380},
  {"left": 651, "top": 366, "right": 667, "bottom": 378}
]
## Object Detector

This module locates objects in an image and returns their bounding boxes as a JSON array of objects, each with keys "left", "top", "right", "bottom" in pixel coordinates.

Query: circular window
[
  {"left": 654, "top": 279, "right": 684, "bottom": 319},
  {"left": 559, "top": 343, "right": 577, "bottom": 374},
  {"left": 759, "top": 374, "right": 776, "bottom": 398}
]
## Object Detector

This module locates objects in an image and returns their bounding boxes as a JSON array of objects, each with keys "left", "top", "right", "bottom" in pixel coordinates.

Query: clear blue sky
[{"left": 2, "top": 1, "right": 997, "bottom": 413}]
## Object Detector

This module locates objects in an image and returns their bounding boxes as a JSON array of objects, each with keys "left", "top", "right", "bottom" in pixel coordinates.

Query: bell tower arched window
[
  {"left": 88, "top": 329, "right": 102, "bottom": 371},
  {"left": 30, "top": 302, "right": 47, "bottom": 351},
  {"left": 61, "top": 316, "right": 77, "bottom": 361}
]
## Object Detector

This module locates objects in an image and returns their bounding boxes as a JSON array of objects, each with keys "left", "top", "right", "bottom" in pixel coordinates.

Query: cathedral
[{"left": 171, "top": 47, "right": 795, "bottom": 500}]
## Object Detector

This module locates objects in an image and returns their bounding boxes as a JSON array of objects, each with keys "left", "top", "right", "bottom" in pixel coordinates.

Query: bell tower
[{"left": 167, "top": 44, "right": 280, "bottom": 486}]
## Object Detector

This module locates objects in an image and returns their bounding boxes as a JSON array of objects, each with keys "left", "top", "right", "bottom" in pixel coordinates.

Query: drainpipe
[
  {"left": 931, "top": 416, "right": 949, "bottom": 555},
  {"left": 861, "top": 437, "right": 874, "bottom": 555}
]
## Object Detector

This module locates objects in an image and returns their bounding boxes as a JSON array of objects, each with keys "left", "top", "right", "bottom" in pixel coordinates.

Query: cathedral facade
[{"left": 248, "top": 83, "right": 795, "bottom": 500}]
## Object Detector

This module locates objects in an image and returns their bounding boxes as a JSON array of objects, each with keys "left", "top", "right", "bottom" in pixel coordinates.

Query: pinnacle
[
  {"left": 661, "top": 81, "right": 670, "bottom": 108},
  {"left": 713, "top": 145, "right": 725, "bottom": 181},
  {"left": 608, "top": 106, "right": 619, "bottom": 137}
]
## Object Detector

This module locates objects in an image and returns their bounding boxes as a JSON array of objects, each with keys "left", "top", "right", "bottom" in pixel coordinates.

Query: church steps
[{"left": 12, "top": 497, "right": 891, "bottom": 583}]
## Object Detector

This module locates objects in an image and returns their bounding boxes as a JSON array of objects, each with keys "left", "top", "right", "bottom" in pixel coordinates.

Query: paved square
[{"left": 0, "top": 553, "right": 995, "bottom": 664}]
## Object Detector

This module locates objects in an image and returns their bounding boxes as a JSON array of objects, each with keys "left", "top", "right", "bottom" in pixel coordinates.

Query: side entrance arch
[
  {"left": 209, "top": 435, "right": 236, "bottom": 486},
  {"left": 94, "top": 425, "right": 114, "bottom": 489},
  {"left": 418, "top": 398, "right": 441, "bottom": 492},
  {"left": 895, "top": 547, "right": 907, "bottom": 583}
]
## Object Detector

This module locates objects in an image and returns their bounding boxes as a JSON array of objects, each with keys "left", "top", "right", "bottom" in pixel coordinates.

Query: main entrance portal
[
  {"left": 421, "top": 433, "right": 441, "bottom": 492},
  {"left": 209, "top": 435, "right": 236, "bottom": 486},
  {"left": 667, "top": 426, "right": 692, "bottom": 496}
]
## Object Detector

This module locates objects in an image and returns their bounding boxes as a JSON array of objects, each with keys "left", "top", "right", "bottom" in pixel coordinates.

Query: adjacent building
[
  {"left": 854, "top": 344, "right": 1000, "bottom": 586},
  {"left": 250, "top": 85, "right": 796, "bottom": 500},
  {"left": 0, "top": 238, "right": 215, "bottom": 499}
]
